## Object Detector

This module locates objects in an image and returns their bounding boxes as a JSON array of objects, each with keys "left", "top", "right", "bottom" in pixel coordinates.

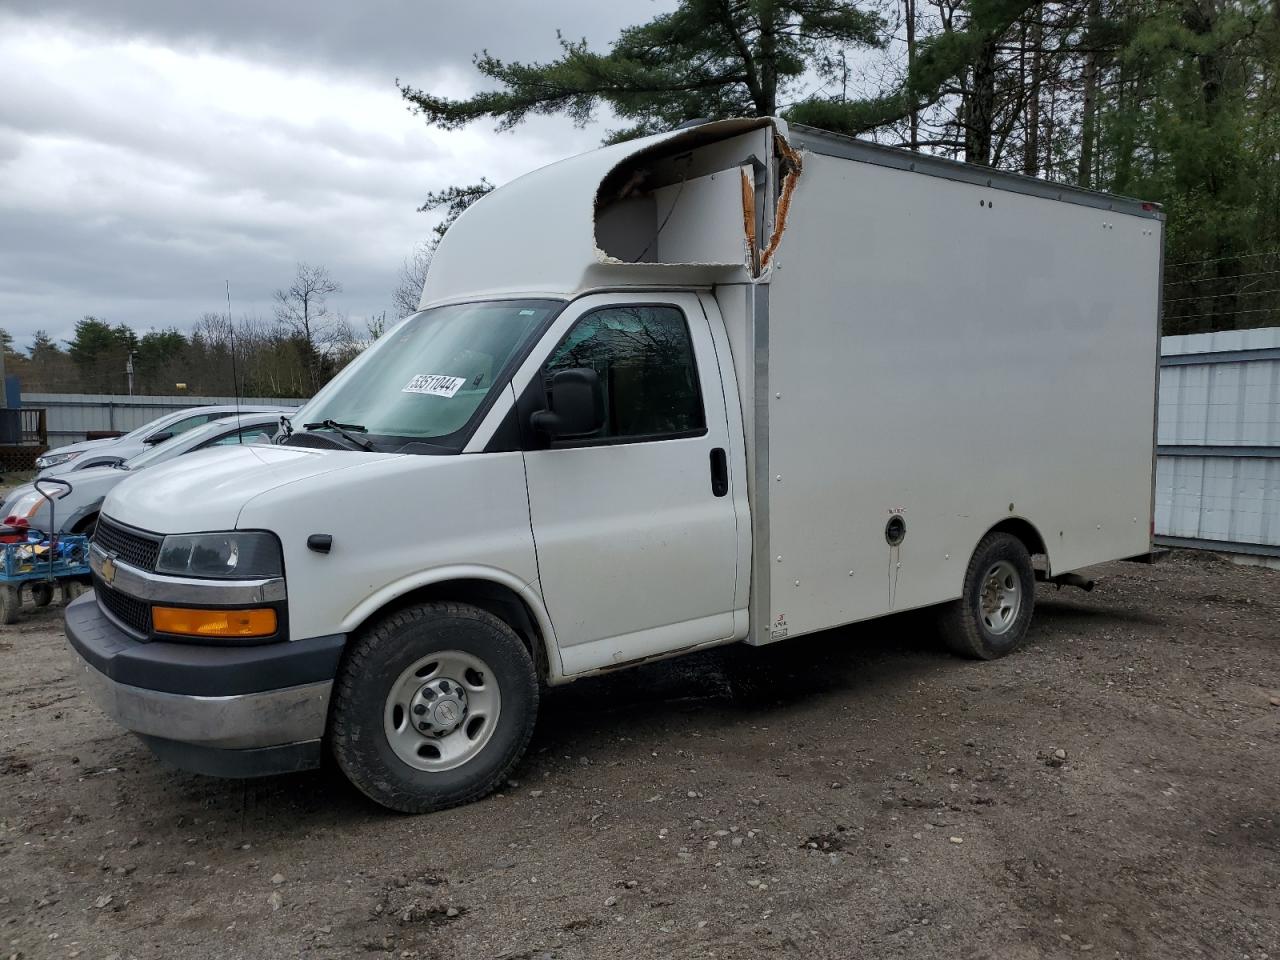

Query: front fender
[
  {"left": 61, "top": 497, "right": 105, "bottom": 534},
  {"left": 339, "top": 564, "right": 565, "bottom": 682}
]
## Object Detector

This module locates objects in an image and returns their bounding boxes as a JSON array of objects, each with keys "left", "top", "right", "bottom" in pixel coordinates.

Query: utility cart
[{"left": 1, "top": 478, "right": 92, "bottom": 623}]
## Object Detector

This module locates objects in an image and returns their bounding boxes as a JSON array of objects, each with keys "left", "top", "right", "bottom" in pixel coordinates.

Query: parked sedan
[
  {"left": 4, "top": 413, "right": 281, "bottom": 537},
  {"left": 34, "top": 404, "right": 293, "bottom": 476}
]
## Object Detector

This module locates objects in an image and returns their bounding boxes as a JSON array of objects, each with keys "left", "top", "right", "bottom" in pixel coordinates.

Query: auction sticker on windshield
[{"left": 402, "top": 374, "right": 467, "bottom": 398}]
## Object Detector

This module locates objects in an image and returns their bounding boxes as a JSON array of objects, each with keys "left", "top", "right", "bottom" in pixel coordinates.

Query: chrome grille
[
  {"left": 93, "top": 516, "right": 162, "bottom": 572},
  {"left": 95, "top": 577, "right": 151, "bottom": 637}
]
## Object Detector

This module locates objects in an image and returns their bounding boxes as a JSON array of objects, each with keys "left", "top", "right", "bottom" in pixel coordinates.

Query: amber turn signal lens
[{"left": 152, "top": 606, "right": 277, "bottom": 638}]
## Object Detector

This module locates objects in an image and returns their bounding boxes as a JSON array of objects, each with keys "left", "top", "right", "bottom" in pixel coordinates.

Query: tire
[
  {"left": 30, "top": 582, "right": 53, "bottom": 608},
  {"left": 939, "top": 532, "right": 1035, "bottom": 660},
  {"left": 330, "top": 602, "right": 540, "bottom": 814},
  {"left": 0, "top": 585, "right": 20, "bottom": 625},
  {"left": 72, "top": 514, "right": 99, "bottom": 539}
]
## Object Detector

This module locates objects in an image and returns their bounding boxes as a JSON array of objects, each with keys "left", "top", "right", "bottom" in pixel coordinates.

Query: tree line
[
  {"left": 401, "top": 0, "right": 1280, "bottom": 336},
  {"left": 6, "top": 0, "right": 1275, "bottom": 400},
  {"left": 2, "top": 263, "right": 392, "bottom": 398}
]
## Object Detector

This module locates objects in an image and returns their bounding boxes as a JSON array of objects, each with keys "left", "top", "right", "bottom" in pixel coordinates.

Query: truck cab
[{"left": 65, "top": 118, "right": 1162, "bottom": 812}]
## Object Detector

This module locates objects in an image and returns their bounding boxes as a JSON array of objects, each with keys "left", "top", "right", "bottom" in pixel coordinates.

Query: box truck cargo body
[{"left": 64, "top": 118, "right": 1163, "bottom": 812}]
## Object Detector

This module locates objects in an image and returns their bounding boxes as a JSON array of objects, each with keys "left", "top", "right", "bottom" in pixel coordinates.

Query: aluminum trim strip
[
  {"left": 1154, "top": 535, "right": 1280, "bottom": 559},
  {"left": 1160, "top": 347, "right": 1280, "bottom": 367},
  {"left": 90, "top": 544, "right": 287, "bottom": 604},
  {"left": 1145, "top": 221, "right": 1165, "bottom": 574},
  {"left": 788, "top": 124, "right": 1162, "bottom": 221},
  {"left": 1158, "top": 445, "right": 1280, "bottom": 459},
  {"left": 749, "top": 282, "right": 773, "bottom": 644}
]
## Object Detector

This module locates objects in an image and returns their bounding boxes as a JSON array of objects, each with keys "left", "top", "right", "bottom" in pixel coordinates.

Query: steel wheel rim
[
  {"left": 979, "top": 560, "right": 1022, "bottom": 635},
  {"left": 383, "top": 649, "right": 501, "bottom": 772}
]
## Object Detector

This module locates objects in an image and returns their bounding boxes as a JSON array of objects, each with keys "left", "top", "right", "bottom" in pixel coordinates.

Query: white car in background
[
  {"left": 34, "top": 404, "right": 293, "bottom": 476},
  {"left": 5, "top": 413, "right": 281, "bottom": 537}
]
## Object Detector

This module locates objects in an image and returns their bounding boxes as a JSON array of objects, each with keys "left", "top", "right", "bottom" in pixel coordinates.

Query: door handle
[{"left": 709, "top": 447, "right": 729, "bottom": 497}]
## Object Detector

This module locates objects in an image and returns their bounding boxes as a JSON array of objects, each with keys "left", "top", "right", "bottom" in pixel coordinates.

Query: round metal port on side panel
[{"left": 885, "top": 515, "right": 906, "bottom": 546}]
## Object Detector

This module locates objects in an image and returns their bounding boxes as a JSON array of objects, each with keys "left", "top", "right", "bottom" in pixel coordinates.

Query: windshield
[
  {"left": 118, "top": 410, "right": 187, "bottom": 442},
  {"left": 297, "top": 299, "right": 559, "bottom": 445},
  {"left": 123, "top": 417, "right": 242, "bottom": 470}
]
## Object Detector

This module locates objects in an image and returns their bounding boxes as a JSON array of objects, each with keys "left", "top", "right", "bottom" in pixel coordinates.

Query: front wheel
[
  {"left": 939, "top": 532, "right": 1035, "bottom": 660},
  {"left": 330, "top": 602, "right": 540, "bottom": 813}
]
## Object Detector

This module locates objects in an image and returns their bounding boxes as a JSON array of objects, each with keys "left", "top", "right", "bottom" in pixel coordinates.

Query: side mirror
[
  {"left": 530, "top": 368, "right": 605, "bottom": 440},
  {"left": 144, "top": 431, "right": 174, "bottom": 445}
]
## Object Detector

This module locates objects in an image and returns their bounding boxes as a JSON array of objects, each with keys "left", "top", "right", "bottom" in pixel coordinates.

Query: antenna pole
[{"left": 226, "top": 281, "right": 243, "bottom": 441}]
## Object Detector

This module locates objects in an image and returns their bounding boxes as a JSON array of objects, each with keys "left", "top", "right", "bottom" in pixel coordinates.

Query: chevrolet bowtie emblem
[{"left": 100, "top": 555, "right": 117, "bottom": 585}]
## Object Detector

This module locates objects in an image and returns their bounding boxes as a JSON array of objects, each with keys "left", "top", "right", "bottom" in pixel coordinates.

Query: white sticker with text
[{"left": 402, "top": 374, "right": 467, "bottom": 398}]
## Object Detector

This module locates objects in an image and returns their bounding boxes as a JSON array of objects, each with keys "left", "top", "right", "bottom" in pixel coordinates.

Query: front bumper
[{"left": 64, "top": 591, "right": 345, "bottom": 777}]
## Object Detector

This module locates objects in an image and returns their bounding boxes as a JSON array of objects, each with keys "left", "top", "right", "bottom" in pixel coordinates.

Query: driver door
[{"left": 513, "top": 293, "right": 741, "bottom": 675}]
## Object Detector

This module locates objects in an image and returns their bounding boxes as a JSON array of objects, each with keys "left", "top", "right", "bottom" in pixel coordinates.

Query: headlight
[
  {"left": 155, "top": 531, "right": 284, "bottom": 579},
  {"left": 2, "top": 488, "right": 61, "bottom": 525},
  {"left": 36, "top": 450, "right": 81, "bottom": 470}
]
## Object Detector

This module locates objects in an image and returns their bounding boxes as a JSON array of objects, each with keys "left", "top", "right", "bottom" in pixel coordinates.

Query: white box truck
[{"left": 65, "top": 118, "right": 1162, "bottom": 812}]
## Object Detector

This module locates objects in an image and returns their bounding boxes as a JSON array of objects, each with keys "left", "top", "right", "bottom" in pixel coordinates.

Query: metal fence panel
[
  {"left": 21, "top": 393, "right": 304, "bottom": 444},
  {"left": 1156, "top": 328, "right": 1280, "bottom": 558}
]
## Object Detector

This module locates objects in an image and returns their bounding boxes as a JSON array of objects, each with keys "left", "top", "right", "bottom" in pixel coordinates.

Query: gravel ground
[{"left": 1, "top": 552, "right": 1278, "bottom": 960}]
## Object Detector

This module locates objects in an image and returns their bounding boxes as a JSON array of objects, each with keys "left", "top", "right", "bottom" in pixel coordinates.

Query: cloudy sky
[{"left": 0, "top": 0, "right": 677, "bottom": 349}]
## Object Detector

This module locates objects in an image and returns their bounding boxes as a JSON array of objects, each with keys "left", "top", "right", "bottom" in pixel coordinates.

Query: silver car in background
[
  {"left": 34, "top": 404, "right": 293, "bottom": 476},
  {"left": 5, "top": 414, "right": 282, "bottom": 536}
]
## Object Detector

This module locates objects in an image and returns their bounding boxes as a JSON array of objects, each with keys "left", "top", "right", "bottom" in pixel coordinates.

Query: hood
[
  {"left": 53, "top": 464, "right": 130, "bottom": 486},
  {"left": 3, "top": 465, "right": 124, "bottom": 532},
  {"left": 45, "top": 436, "right": 121, "bottom": 456},
  {"left": 102, "top": 444, "right": 402, "bottom": 534},
  {"left": 54, "top": 464, "right": 134, "bottom": 505}
]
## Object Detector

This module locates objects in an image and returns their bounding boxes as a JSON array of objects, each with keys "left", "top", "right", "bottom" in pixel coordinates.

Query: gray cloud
[
  {"left": 0, "top": 2, "right": 674, "bottom": 348},
  {"left": 0, "top": 0, "right": 662, "bottom": 83}
]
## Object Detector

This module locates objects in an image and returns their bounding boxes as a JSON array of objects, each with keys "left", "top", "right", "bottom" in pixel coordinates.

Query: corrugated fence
[
  {"left": 1156, "top": 328, "right": 1280, "bottom": 561},
  {"left": 18, "top": 336, "right": 1280, "bottom": 564},
  {"left": 21, "top": 393, "right": 304, "bottom": 444}
]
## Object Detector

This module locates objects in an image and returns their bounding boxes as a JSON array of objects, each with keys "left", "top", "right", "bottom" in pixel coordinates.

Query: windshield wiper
[{"left": 302, "top": 419, "right": 374, "bottom": 451}]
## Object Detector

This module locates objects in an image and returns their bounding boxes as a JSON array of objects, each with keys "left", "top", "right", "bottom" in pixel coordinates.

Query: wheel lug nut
[{"left": 413, "top": 704, "right": 426, "bottom": 715}]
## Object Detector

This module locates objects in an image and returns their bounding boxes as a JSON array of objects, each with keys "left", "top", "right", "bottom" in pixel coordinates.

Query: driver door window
[{"left": 543, "top": 305, "right": 705, "bottom": 443}]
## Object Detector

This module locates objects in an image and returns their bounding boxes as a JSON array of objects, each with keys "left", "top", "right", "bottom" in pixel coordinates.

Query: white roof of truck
[
  {"left": 420, "top": 118, "right": 774, "bottom": 308},
  {"left": 419, "top": 115, "right": 1160, "bottom": 310}
]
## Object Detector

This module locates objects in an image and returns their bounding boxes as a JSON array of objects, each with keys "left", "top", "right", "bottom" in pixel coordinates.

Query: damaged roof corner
[
  {"left": 759, "top": 133, "right": 803, "bottom": 272},
  {"left": 592, "top": 117, "right": 790, "bottom": 275}
]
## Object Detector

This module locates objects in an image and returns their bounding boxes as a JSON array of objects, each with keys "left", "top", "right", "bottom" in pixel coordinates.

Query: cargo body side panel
[{"left": 762, "top": 151, "right": 1161, "bottom": 641}]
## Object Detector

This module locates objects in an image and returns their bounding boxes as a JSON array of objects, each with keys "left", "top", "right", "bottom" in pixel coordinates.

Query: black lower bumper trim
[
  {"left": 139, "top": 735, "right": 323, "bottom": 778},
  {"left": 65, "top": 591, "right": 346, "bottom": 696}
]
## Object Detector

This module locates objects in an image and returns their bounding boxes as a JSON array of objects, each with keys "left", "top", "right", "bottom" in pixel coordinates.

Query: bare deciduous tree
[
  {"left": 273, "top": 262, "right": 342, "bottom": 392},
  {"left": 391, "top": 243, "right": 433, "bottom": 318},
  {"left": 331, "top": 311, "right": 389, "bottom": 368}
]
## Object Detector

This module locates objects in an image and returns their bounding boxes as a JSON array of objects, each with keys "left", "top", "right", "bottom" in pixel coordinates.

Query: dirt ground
[{"left": 1, "top": 553, "right": 1278, "bottom": 960}]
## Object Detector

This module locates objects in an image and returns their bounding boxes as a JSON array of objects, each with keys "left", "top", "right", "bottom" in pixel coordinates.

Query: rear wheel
[
  {"left": 939, "top": 532, "right": 1035, "bottom": 660},
  {"left": 330, "top": 602, "right": 539, "bottom": 813}
]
